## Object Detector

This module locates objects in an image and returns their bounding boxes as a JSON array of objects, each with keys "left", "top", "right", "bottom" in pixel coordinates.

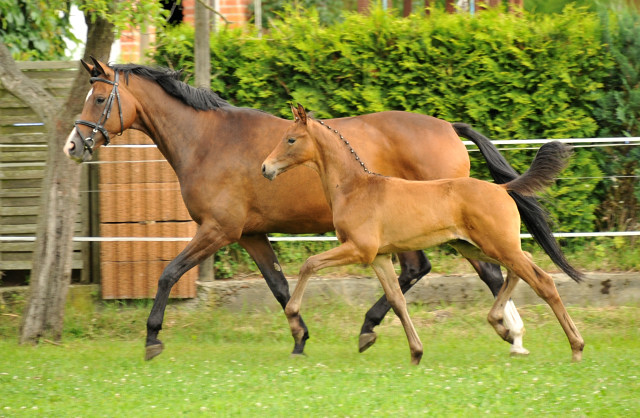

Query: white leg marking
[{"left": 503, "top": 300, "right": 529, "bottom": 355}]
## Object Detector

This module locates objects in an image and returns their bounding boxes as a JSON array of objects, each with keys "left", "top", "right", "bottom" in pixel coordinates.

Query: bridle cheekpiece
[{"left": 73, "top": 71, "right": 124, "bottom": 155}]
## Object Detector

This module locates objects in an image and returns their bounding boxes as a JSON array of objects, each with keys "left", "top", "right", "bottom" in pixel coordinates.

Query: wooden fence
[
  {"left": 97, "top": 132, "right": 198, "bottom": 299},
  {"left": 0, "top": 61, "right": 88, "bottom": 278},
  {"left": 1, "top": 61, "right": 197, "bottom": 298}
]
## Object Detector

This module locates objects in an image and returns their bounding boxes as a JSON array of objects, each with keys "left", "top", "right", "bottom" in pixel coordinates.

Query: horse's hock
[{"left": 98, "top": 130, "right": 197, "bottom": 298}]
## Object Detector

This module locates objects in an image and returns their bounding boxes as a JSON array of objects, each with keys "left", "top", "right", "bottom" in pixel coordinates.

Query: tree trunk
[
  {"left": 0, "top": 14, "right": 114, "bottom": 344},
  {"left": 195, "top": 0, "right": 211, "bottom": 88}
]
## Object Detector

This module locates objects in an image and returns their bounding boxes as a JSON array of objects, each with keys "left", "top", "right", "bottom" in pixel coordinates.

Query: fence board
[
  {"left": 98, "top": 130, "right": 198, "bottom": 298},
  {"left": 0, "top": 61, "right": 87, "bottom": 276}
]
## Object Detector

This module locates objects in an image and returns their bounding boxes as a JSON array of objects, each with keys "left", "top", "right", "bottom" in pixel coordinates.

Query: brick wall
[{"left": 118, "top": 0, "right": 251, "bottom": 63}]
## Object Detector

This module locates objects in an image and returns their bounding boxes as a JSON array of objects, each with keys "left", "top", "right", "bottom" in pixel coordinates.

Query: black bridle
[{"left": 74, "top": 71, "right": 124, "bottom": 155}]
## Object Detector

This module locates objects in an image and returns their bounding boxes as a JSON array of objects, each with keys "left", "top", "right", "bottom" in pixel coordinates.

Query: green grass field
[{"left": 1, "top": 301, "right": 639, "bottom": 416}]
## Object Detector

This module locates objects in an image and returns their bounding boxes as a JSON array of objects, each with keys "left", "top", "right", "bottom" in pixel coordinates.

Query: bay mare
[
  {"left": 262, "top": 105, "right": 584, "bottom": 364},
  {"left": 64, "top": 58, "right": 556, "bottom": 360}
]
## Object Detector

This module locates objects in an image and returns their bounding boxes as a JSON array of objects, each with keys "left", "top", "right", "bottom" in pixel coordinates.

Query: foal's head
[
  {"left": 262, "top": 104, "right": 319, "bottom": 181},
  {"left": 63, "top": 57, "right": 138, "bottom": 162}
]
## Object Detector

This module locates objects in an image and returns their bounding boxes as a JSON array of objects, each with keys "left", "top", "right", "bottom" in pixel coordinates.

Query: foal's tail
[{"left": 452, "top": 123, "right": 583, "bottom": 282}]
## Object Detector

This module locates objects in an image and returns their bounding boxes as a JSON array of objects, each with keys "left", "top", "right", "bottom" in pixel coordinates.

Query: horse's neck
[
  {"left": 130, "top": 80, "right": 214, "bottom": 174},
  {"left": 312, "top": 125, "right": 370, "bottom": 206}
]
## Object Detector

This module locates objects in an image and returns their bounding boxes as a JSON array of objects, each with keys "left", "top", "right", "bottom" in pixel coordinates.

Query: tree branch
[
  {"left": 0, "top": 43, "right": 57, "bottom": 122},
  {"left": 195, "top": 0, "right": 230, "bottom": 25}
]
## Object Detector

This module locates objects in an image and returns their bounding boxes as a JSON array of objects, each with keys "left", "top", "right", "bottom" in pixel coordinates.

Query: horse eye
[
  {"left": 287, "top": 138, "right": 296, "bottom": 145},
  {"left": 96, "top": 97, "right": 106, "bottom": 105}
]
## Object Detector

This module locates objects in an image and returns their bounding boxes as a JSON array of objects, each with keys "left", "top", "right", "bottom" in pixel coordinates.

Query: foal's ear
[
  {"left": 290, "top": 103, "right": 300, "bottom": 122},
  {"left": 296, "top": 103, "right": 308, "bottom": 125}
]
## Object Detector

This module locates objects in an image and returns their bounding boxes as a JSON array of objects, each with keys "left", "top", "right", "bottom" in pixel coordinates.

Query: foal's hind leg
[
  {"left": 371, "top": 254, "right": 423, "bottom": 365},
  {"left": 507, "top": 254, "right": 584, "bottom": 361},
  {"left": 468, "top": 260, "right": 528, "bottom": 356},
  {"left": 359, "top": 251, "right": 431, "bottom": 353},
  {"left": 239, "top": 234, "right": 310, "bottom": 355},
  {"left": 486, "top": 268, "right": 522, "bottom": 352}
]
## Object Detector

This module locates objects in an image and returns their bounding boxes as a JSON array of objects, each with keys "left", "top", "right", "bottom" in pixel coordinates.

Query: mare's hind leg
[
  {"left": 239, "top": 234, "right": 309, "bottom": 355},
  {"left": 359, "top": 251, "right": 431, "bottom": 353},
  {"left": 371, "top": 254, "right": 423, "bottom": 365},
  {"left": 146, "top": 222, "right": 234, "bottom": 361},
  {"left": 507, "top": 253, "right": 584, "bottom": 361},
  {"left": 467, "top": 260, "right": 528, "bottom": 356}
]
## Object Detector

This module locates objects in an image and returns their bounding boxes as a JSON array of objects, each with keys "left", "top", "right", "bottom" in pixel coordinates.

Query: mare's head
[
  {"left": 63, "top": 57, "right": 138, "bottom": 162},
  {"left": 262, "top": 104, "right": 319, "bottom": 181}
]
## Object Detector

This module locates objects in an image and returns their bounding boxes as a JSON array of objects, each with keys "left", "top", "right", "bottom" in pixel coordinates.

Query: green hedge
[{"left": 151, "top": 6, "right": 616, "bottom": 242}]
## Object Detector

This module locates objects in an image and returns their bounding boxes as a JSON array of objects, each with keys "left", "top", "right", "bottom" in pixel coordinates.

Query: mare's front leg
[
  {"left": 467, "top": 259, "right": 528, "bottom": 356},
  {"left": 146, "top": 222, "right": 234, "bottom": 361},
  {"left": 238, "top": 234, "right": 309, "bottom": 355},
  {"left": 359, "top": 251, "right": 431, "bottom": 352},
  {"left": 285, "top": 242, "right": 370, "bottom": 352}
]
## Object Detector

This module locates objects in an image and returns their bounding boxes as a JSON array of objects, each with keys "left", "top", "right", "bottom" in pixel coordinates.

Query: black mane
[{"left": 110, "top": 63, "right": 231, "bottom": 111}]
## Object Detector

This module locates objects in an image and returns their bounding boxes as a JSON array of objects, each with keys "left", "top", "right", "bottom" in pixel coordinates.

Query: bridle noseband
[{"left": 74, "top": 71, "right": 124, "bottom": 155}]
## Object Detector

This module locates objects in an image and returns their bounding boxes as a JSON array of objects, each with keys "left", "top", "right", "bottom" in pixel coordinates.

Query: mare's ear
[
  {"left": 80, "top": 59, "right": 94, "bottom": 74},
  {"left": 290, "top": 103, "right": 300, "bottom": 122},
  {"left": 296, "top": 103, "right": 308, "bottom": 125},
  {"left": 90, "top": 56, "right": 108, "bottom": 77}
]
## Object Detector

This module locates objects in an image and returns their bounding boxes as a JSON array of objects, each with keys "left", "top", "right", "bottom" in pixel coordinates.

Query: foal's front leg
[
  {"left": 359, "top": 250, "right": 431, "bottom": 352},
  {"left": 285, "top": 242, "right": 369, "bottom": 352},
  {"left": 238, "top": 234, "right": 310, "bottom": 355},
  {"left": 371, "top": 254, "right": 423, "bottom": 365}
]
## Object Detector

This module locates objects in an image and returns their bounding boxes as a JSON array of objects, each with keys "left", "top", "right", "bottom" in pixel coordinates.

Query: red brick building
[{"left": 118, "top": 0, "right": 252, "bottom": 63}]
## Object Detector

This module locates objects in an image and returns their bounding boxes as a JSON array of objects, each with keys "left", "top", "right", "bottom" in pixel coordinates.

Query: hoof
[
  {"left": 359, "top": 332, "right": 377, "bottom": 353},
  {"left": 572, "top": 351, "right": 583, "bottom": 362},
  {"left": 145, "top": 343, "right": 164, "bottom": 361},
  {"left": 411, "top": 353, "right": 423, "bottom": 366},
  {"left": 290, "top": 352, "right": 307, "bottom": 359},
  {"left": 510, "top": 346, "right": 530, "bottom": 357}
]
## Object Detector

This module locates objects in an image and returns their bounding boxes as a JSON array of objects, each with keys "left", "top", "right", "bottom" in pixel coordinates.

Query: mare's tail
[{"left": 452, "top": 123, "right": 583, "bottom": 282}]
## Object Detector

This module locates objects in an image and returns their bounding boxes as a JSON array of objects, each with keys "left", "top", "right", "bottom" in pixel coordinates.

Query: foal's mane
[{"left": 110, "top": 63, "right": 231, "bottom": 111}]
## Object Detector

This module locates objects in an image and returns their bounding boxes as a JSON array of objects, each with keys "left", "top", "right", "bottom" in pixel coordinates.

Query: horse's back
[{"left": 330, "top": 111, "right": 470, "bottom": 181}]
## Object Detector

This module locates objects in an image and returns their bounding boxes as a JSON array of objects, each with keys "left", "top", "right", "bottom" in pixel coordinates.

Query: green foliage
[
  {"left": 249, "top": 0, "right": 358, "bottom": 26},
  {"left": 0, "top": 0, "right": 170, "bottom": 61},
  {"left": 0, "top": 0, "right": 77, "bottom": 60},
  {"left": 593, "top": 3, "right": 640, "bottom": 231},
  {"left": 79, "top": 0, "right": 170, "bottom": 35},
  {"left": 524, "top": 0, "right": 599, "bottom": 14}
]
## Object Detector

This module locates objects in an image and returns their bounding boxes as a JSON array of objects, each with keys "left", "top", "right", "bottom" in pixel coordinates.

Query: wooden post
[
  {"left": 194, "top": 0, "right": 215, "bottom": 281},
  {"left": 445, "top": 0, "right": 455, "bottom": 13},
  {"left": 358, "top": 0, "right": 370, "bottom": 14},
  {"left": 403, "top": 0, "right": 412, "bottom": 17},
  {"left": 194, "top": 0, "right": 211, "bottom": 89}
]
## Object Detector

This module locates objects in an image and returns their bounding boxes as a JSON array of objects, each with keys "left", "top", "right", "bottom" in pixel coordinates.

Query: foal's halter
[{"left": 74, "top": 71, "right": 124, "bottom": 154}]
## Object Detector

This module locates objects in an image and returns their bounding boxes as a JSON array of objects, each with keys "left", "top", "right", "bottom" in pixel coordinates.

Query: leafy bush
[{"left": 592, "top": 4, "right": 640, "bottom": 232}]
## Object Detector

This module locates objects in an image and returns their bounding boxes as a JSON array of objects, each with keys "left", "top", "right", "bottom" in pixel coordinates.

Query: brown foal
[{"left": 262, "top": 105, "right": 584, "bottom": 364}]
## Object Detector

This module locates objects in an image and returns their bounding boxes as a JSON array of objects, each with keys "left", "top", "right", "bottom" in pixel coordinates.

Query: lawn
[{"left": 1, "top": 301, "right": 638, "bottom": 416}]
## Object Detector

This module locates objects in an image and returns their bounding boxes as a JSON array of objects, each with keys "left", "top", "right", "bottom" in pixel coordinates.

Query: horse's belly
[{"left": 378, "top": 228, "right": 458, "bottom": 254}]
